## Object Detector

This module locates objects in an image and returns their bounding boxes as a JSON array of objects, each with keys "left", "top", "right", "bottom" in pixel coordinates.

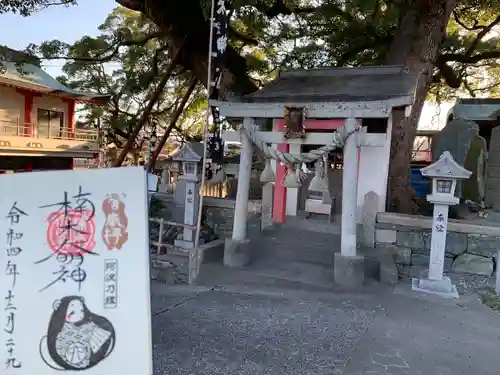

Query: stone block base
[
  {"left": 188, "top": 239, "right": 225, "bottom": 284},
  {"left": 411, "top": 276, "right": 459, "bottom": 299},
  {"left": 379, "top": 254, "right": 398, "bottom": 285},
  {"left": 334, "top": 253, "right": 365, "bottom": 287},
  {"left": 223, "top": 238, "right": 251, "bottom": 268},
  {"left": 175, "top": 239, "right": 194, "bottom": 249}
]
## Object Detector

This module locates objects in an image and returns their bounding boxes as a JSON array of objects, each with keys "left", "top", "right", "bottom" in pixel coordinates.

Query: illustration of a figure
[
  {"left": 101, "top": 194, "right": 128, "bottom": 250},
  {"left": 39, "top": 296, "right": 115, "bottom": 371}
]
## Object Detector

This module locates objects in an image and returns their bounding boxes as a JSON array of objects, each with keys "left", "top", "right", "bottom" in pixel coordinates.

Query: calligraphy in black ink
[
  {"left": 40, "top": 187, "right": 95, "bottom": 220},
  {"left": 41, "top": 187, "right": 97, "bottom": 256},
  {"left": 435, "top": 224, "right": 445, "bottom": 233},
  {"left": 4, "top": 202, "right": 26, "bottom": 369},
  {"left": 5, "top": 338, "right": 21, "bottom": 369},
  {"left": 39, "top": 296, "right": 115, "bottom": 371},
  {"left": 36, "top": 253, "right": 86, "bottom": 292},
  {"left": 103, "top": 260, "right": 118, "bottom": 309},
  {"left": 6, "top": 202, "right": 28, "bottom": 225}
]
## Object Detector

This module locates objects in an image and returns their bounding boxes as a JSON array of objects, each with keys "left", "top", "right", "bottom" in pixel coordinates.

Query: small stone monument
[
  {"left": 171, "top": 142, "right": 204, "bottom": 250},
  {"left": 463, "top": 135, "right": 487, "bottom": 204},
  {"left": 413, "top": 151, "right": 471, "bottom": 298},
  {"left": 486, "top": 126, "right": 500, "bottom": 211},
  {"left": 432, "top": 119, "right": 478, "bottom": 201}
]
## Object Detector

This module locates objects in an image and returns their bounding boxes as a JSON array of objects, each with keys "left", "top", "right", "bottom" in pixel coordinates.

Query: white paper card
[{"left": 0, "top": 167, "right": 152, "bottom": 375}]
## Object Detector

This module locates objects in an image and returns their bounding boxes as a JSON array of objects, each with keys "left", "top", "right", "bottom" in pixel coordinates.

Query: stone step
[
  {"left": 250, "top": 227, "right": 340, "bottom": 266},
  {"left": 197, "top": 257, "right": 383, "bottom": 293},
  {"left": 283, "top": 215, "right": 341, "bottom": 235},
  {"left": 151, "top": 253, "right": 189, "bottom": 284},
  {"left": 197, "top": 262, "right": 338, "bottom": 292}
]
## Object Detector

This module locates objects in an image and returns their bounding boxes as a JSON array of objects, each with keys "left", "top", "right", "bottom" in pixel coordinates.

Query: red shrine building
[{"left": 0, "top": 53, "right": 108, "bottom": 173}]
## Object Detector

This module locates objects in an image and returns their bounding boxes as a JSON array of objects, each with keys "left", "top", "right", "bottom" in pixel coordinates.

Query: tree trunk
[
  {"left": 147, "top": 77, "right": 198, "bottom": 170},
  {"left": 115, "top": 0, "right": 257, "bottom": 96},
  {"left": 113, "top": 43, "right": 184, "bottom": 167},
  {"left": 385, "top": 0, "right": 457, "bottom": 213}
]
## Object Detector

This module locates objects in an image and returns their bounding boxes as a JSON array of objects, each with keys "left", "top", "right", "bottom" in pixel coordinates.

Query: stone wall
[
  {"left": 203, "top": 197, "right": 262, "bottom": 236},
  {"left": 375, "top": 212, "right": 499, "bottom": 277},
  {"left": 152, "top": 192, "right": 262, "bottom": 238},
  {"left": 150, "top": 194, "right": 262, "bottom": 285}
]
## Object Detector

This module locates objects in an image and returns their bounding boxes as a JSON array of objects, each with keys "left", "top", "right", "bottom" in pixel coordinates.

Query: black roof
[{"left": 242, "top": 65, "right": 416, "bottom": 103}]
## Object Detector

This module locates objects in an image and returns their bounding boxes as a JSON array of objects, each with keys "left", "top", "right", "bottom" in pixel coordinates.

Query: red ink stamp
[
  {"left": 46, "top": 209, "right": 96, "bottom": 256},
  {"left": 101, "top": 194, "right": 128, "bottom": 250}
]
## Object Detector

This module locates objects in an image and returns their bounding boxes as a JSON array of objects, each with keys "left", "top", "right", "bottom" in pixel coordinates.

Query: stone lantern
[
  {"left": 172, "top": 142, "right": 204, "bottom": 250},
  {"left": 413, "top": 151, "right": 471, "bottom": 298}
]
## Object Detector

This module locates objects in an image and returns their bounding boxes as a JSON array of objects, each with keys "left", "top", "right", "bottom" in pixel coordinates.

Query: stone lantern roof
[
  {"left": 171, "top": 141, "right": 204, "bottom": 162},
  {"left": 421, "top": 151, "right": 472, "bottom": 180}
]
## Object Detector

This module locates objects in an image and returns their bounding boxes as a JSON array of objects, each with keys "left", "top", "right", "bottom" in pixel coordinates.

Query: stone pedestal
[
  {"left": 223, "top": 238, "right": 251, "bottom": 267},
  {"left": 412, "top": 275, "right": 459, "bottom": 298},
  {"left": 174, "top": 180, "right": 200, "bottom": 250},
  {"left": 334, "top": 253, "right": 365, "bottom": 287}
]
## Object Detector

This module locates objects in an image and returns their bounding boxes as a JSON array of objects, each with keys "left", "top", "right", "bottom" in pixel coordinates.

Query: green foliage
[
  {"left": 0, "top": 0, "right": 75, "bottom": 16},
  {"left": 8, "top": 0, "right": 500, "bottom": 114},
  {"left": 25, "top": 7, "right": 208, "bottom": 148},
  {"left": 149, "top": 195, "right": 166, "bottom": 217},
  {"left": 224, "top": 0, "right": 500, "bottom": 100}
]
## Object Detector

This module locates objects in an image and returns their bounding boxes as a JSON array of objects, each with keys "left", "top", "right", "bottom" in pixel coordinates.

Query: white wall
[
  {"left": 0, "top": 86, "right": 70, "bottom": 127},
  {"left": 0, "top": 85, "right": 24, "bottom": 124},
  {"left": 418, "top": 101, "right": 454, "bottom": 130},
  {"left": 356, "top": 133, "right": 391, "bottom": 222}
]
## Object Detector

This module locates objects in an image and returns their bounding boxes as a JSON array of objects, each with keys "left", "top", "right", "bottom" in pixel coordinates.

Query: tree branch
[
  {"left": 113, "top": 37, "right": 186, "bottom": 167},
  {"left": 114, "top": 0, "right": 144, "bottom": 12},
  {"left": 441, "top": 50, "right": 500, "bottom": 64},
  {"left": 452, "top": 10, "right": 482, "bottom": 31},
  {"left": 32, "top": 31, "right": 165, "bottom": 64},
  {"left": 148, "top": 77, "right": 198, "bottom": 170},
  {"left": 228, "top": 25, "right": 259, "bottom": 45},
  {"left": 465, "top": 15, "right": 500, "bottom": 58}
]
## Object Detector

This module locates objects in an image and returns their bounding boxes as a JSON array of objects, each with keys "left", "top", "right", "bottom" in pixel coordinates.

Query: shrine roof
[
  {"left": 449, "top": 98, "right": 500, "bottom": 121},
  {"left": 241, "top": 65, "right": 416, "bottom": 103},
  {"left": 0, "top": 61, "right": 110, "bottom": 103}
]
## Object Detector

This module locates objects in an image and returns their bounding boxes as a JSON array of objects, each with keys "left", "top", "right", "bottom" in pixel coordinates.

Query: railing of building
[
  {"left": 73, "top": 158, "right": 99, "bottom": 168},
  {"left": 0, "top": 120, "right": 98, "bottom": 141}
]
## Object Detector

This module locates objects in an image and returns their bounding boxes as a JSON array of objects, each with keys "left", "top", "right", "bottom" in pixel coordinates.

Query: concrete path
[{"left": 150, "top": 281, "right": 500, "bottom": 375}]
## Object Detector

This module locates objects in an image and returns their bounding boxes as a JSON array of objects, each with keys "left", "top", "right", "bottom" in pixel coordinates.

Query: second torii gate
[{"left": 222, "top": 118, "right": 363, "bottom": 223}]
